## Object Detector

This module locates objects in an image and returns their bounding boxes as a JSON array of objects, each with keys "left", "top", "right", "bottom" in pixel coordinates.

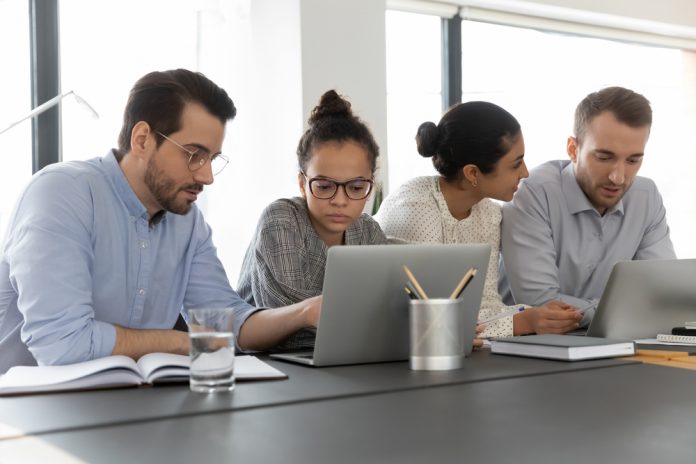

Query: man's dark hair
[{"left": 116, "top": 69, "right": 236, "bottom": 160}]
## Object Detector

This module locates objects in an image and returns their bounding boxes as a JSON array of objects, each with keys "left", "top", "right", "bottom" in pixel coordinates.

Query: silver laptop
[
  {"left": 270, "top": 243, "right": 491, "bottom": 366},
  {"left": 586, "top": 259, "right": 696, "bottom": 339}
]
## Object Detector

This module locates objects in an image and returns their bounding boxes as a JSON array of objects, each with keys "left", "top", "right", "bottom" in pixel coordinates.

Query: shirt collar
[
  {"left": 102, "top": 150, "right": 153, "bottom": 222},
  {"left": 561, "top": 161, "right": 624, "bottom": 217}
]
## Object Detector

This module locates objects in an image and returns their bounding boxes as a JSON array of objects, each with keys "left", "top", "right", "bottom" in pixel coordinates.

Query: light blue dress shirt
[
  {"left": 500, "top": 160, "right": 675, "bottom": 324},
  {"left": 0, "top": 151, "right": 257, "bottom": 373}
]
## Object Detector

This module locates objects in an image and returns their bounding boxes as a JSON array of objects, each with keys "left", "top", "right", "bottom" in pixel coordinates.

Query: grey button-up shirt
[{"left": 500, "top": 160, "right": 675, "bottom": 324}]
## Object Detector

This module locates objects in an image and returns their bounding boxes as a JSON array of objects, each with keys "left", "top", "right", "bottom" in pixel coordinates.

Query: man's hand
[{"left": 513, "top": 300, "right": 582, "bottom": 335}]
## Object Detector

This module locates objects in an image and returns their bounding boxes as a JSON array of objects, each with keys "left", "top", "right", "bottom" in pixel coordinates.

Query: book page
[
  {"left": 137, "top": 354, "right": 286, "bottom": 381},
  {"left": 136, "top": 353, "right": 189, "bottom": 383},
  {"left": 0, "top": 356, "right": 143, "bottom": 395},
  {"left": 0, "top": 355, "right": 287, "bottom": 395}
]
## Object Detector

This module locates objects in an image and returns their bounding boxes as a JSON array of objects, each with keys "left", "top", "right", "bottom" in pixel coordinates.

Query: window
[
  {"left": 459, "top": 20, "right": 696, "bottom": 258},
  {"left": 60, "top": 0, "right": 204, "bottom": 163},
  {"left": 0, "top": 0, "right": 31, "bottom": 240},
  {"left": 58, "top": 0, "right": 283, "bottom": 284},
  {"left": 385, "top": 10, "right": 442, "bottom": 193}
]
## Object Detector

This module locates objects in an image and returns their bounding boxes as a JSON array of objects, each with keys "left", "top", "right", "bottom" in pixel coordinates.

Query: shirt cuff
[
  {"left": 94, "top": 320, "right": 117, "bottom": 359},
  {"left": 233, "top": 305, "right": 267, "bottom": 354}
]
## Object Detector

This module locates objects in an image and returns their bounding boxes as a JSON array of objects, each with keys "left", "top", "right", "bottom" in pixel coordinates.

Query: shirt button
[
  {"left": 140, "top": 241, "right": 148, "bottom": 248},
  {"left": 138, "top": 288, "right": 145, "bottom": 295}
]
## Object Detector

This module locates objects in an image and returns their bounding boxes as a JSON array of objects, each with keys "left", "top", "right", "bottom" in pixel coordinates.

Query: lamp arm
[{"left": 0, "top": 90, "right": 99, "bottom": 136}]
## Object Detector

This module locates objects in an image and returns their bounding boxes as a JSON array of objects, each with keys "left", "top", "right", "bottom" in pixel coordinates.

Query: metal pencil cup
[{"left": 409, "top": 299, "right": 466, "bottom": 371}]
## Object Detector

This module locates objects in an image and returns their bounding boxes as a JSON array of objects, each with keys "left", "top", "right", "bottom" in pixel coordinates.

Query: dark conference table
[{"left": 0, "top": 350, "right": 693, "bottom": 463}]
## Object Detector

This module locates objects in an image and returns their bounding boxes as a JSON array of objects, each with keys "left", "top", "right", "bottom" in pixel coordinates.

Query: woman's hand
[{"left": 473, "top": 323, "right": 486, "bottom": 349}]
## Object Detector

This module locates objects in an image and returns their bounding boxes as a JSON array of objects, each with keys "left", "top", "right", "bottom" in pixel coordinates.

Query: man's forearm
[{"left": 112, "top": 325, "right": 190, "bottom": 359}]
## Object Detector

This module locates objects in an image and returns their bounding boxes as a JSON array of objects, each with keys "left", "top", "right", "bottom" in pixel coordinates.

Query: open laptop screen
[
  {"left": 586, "top": 259, "right": 696, "bottom": 339},
  {"left": 272, "top": 243, "right": 491, "bottom": 367}
]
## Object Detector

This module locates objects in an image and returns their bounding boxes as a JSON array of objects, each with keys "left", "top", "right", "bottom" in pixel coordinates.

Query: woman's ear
[
  {"left": 298, "top": 172, "right": 307, "bottom": 198},
  {"left": 461, "top": 164, "right": 480, "bottom": 188}
]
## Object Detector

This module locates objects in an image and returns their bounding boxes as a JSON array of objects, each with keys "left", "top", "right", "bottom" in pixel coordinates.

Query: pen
[
  {"left": 402, "top": 265, "right": 429, "bottom": 300},
  {"left": 478, "top": 305, "right": 525, "bottom": 325},
  {"left": 404, "top": 285, "right": 418, "bottom": 300},
  {"left": 449, "top": 267, "right": 477, "bottom": 300},
  {"left": 575, "top": 300, "right": 598, "bottom": 314},
  {"left": 479, "top": 300, "right": 598, "bottom": 326},
  {"left": 405, "top": 281, "right": 424, "bottom": 300}
]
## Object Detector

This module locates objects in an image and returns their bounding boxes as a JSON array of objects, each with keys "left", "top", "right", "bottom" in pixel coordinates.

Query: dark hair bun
[
  {"left": 308, "top": 90, "right": 353, "bottom": 125},
  {"left": 415, "top": 121, "right": 440, "bottom": 158}
]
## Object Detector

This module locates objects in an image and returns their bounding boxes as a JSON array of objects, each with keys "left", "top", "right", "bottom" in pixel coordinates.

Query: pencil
[
  {"left": 449, "top": 268, "right": 477, "bottom": 299},
  {"left": 575, "top": 300, "right": 598, "bottom": 314},
  {"left": 402, "top": 265, "right": 429, "bottom": 300},
  {"left": 455, "top": 268, "right": 478, "bottom": 299}
]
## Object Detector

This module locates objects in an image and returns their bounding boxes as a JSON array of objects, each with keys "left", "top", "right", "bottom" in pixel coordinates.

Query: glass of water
[{"left": 187, "top": 308, "right": 236, "bottom": 393}]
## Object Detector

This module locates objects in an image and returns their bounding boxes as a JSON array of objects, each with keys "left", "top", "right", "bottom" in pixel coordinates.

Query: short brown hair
[
  {"left": 574, "top": 86, "right": 652, "bottom": 144},
  {"left": 116, "top": 69, "right": 236, "bottom": 160}
]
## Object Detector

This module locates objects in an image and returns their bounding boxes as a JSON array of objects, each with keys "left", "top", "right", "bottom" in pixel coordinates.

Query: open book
[
  {"left": 0, "top": 353, "right": 287, "bottom": 396},
  {"left": 489, "top": 335, "right": 635, "bottom": 361}
]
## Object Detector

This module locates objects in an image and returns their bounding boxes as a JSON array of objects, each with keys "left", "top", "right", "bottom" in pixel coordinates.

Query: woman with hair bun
[
  {"left": 237, "top": 90, "right": 387, "bottom": 350},
  {"left": 376, "top": 101, "right": 581, "bottom": 338}
]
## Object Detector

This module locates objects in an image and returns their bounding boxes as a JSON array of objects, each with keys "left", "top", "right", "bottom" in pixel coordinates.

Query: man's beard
[{"left": 144, "top": 158, "right": 203, "bottom": 215}]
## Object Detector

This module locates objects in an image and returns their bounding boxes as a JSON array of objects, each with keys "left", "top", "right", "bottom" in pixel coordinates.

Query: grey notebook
[
  {"left": 490, "top": 335, "right": 635, "bottom": 361},
  {"left": 586, "top": 259, "right": 696, "bottom": 340},
  {"left": 270, "top": 243, "right": 491, "bottom": 367}
]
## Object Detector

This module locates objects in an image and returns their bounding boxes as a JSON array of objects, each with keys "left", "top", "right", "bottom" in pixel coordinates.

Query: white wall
[
  {"left": 202, "top": 0, "right": 306, "bottom": 284},
  {"left": 299, "top": 0, "right": 390, "bottom": 193},
  {"left": 209, "top": 0, "right": 389, "bottom": 283}
]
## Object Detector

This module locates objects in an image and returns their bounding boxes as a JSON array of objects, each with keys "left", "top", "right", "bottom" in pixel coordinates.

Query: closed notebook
[
  {"left": 0, "top": 353, "right": 287, "bottom": 396},
  {"left": 489, "top": 335, "right": 635, "bottom": 361},
  {"left": 656, "top": 334, "right": 696, "bottom": 345}
]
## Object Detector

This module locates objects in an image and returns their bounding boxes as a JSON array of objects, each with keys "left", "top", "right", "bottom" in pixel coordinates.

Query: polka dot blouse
[{"left": 375, "top": 176, "right": 517, "bottom": 338}]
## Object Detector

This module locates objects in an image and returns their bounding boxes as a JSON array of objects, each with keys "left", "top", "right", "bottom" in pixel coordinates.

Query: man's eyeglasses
[
  {"left": 303, "top": 173, "right": 374, "bottom": 200},
  {"left": 156, "top": 131, "right": 229, "bottom": 176}
]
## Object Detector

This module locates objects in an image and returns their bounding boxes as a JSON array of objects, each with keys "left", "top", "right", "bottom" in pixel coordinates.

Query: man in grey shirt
[{"left": 501, "top": 86, "right": 675, "bottom": 332}]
